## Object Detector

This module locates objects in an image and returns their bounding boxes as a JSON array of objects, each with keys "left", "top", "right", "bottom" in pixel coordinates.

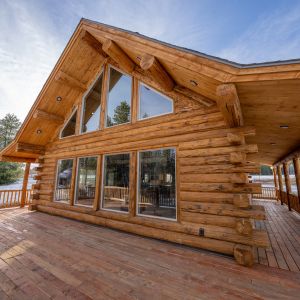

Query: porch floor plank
[{"left": 0, "top": 207, "right": 299, "bottom": 299}]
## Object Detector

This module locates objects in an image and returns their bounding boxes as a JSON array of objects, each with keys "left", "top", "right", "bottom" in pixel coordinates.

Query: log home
[{"left": 1, "top": 18, "right": 300, "bottom": 267}]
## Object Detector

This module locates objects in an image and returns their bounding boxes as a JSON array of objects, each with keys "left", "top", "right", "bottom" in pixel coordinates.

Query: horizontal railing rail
[
  {"left": 0, "top": 189, "right": 32, "bottom": 208},
  {"left": 253, "top": 186, "right": 277, "bottom": 200}
]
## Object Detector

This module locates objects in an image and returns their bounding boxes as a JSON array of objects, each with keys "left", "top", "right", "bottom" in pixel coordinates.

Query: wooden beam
[
  {"left": 293, "top": 158, "right": 300, "bottom": 201},
  {"left": 102, "top": 39, "right": 135, "bottom": 73},
  {"left": 277, "top": 165, "right": 284, "bottom": 205},
  {"left": 16, "top": 143, "right": 45, "bottom": 155},
  {"left": 55, "top": 70, "right": 87, "bottom": 92},
  {"left": 140, "top": 54, "right": 174, "bottom": 92},
  {"left": 20, "top": 162, "right": 30, "bottom": 208},
  {"left": 33, "top": 109, "right": 64, "bottom": 124},
  {"left": 80, "top": 30, "right": 107, "bottom": 58},
  {"left": 174, "top": 85, "right": 215, "bottom": 107},
  {"left": 216, "top": 84, "right": 244, "bottom": 128},
  {"left": 0, "top": 155, "right": 36, "bottom": 163}
]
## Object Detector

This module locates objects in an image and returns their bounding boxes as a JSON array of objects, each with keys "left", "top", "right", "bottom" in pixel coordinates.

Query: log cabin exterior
[{"left": 1, "top": 18, "right": 300, "bottom": 267}]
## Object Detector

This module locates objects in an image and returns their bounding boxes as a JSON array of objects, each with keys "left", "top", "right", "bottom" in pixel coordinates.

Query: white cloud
[{"left": 218, "top": 4, "right": 300, "bottom": 63}]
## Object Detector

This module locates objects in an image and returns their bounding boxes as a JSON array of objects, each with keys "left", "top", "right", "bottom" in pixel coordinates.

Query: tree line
[{"left": 0, "top": 114, "right": 23, "bottom": 184}]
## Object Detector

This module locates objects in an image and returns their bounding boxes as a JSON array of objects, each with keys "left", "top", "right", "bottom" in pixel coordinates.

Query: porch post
[
  {"left": 293, "top": 157, "right": 300, "bottom": 203},
  {"left": 272, "top": 166, "right": 278, "bottom": 200},
  {"left": 20, "top": 162, "right": 31, "bottom": 208},
  {"left": 283, "top": 162, "right": 291, "bottom": 211},
  {"left": 277, "top": 165, "right": 284, "bottom": 205}
]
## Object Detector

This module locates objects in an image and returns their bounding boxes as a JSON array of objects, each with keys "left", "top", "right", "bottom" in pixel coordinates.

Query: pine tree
[
  {"left": 0, "top": 113, "right": 23, "bottom": 184},
  {"left": 113, "top": 101, "right": 130, "bottom": 125}
]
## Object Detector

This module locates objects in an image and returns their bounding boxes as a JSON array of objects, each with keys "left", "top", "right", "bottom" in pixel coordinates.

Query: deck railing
[
  {"left": 253, "top": 186, "right": 277, "bottom": 200},
  {"left": 278, "top": 190, "right": 300, "bottom": 214},
  {"left": 0, "top": 189, "right": 32, "bottom": 208}
]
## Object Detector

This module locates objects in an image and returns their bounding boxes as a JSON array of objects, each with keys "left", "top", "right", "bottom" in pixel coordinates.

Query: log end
[{"left": 234, "top": 244, "right": 254, "bottom": 267}]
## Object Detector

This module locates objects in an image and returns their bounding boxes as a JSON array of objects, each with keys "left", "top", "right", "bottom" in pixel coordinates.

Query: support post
[
  {"left": 277, "top": 165, "right": 284, "bottom": 205},
  {"left": 20, "top": 163, "right": 30, "bottom": 208},
  {"left": 293, "top": 157, "right": 300, "bottom": 203},
  {"left": 272, "top": 166, "right": 279, "bottom": 200},
  {"left": 283, "top": 162, "right": 291, "bottom": 211}
]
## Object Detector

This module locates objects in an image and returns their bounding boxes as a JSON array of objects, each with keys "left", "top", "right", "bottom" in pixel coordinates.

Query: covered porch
[{"left": 0, "top": 203, "right": 299, "bottom": 299}]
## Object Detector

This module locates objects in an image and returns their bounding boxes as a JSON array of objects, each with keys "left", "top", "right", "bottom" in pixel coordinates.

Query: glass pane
[
  {"left": 106, "top": 68, "right": 131, "bottom": 127},
  {"left": 75, "top": 157, "right": 98, "bottom": 206},
  {"left": 102, "top": 153, "right": 130, "bottom": 212},
  {"left": 61, "top": 110, "right": 77, "bottom": 138},
  {"left": 138, "top": 148, "right": 176, "bottom": 219},
  {"left": 288, "top": 162, "right": 297, "bottom": 195},
  {"left": 55, "top": 159, "right": 73, "bottom": 202},
  {"left": 139, "top": 84, "right": 173, "bottom": 119},
  {"left": 81, "top": 74, "right": 103, "bottom": 133}
]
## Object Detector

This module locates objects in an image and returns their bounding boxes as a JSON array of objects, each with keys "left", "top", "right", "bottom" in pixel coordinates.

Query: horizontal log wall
[{"left": 32, "top": 103, "right": 268, "bottom": 263}]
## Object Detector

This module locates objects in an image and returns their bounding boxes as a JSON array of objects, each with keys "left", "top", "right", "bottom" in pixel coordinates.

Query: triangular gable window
[
  {"left": 60, "top": 109, "right": 77, "bottom": 138},
  {"left": 138, "top": 83, "right": 173, "bottom": 120}
]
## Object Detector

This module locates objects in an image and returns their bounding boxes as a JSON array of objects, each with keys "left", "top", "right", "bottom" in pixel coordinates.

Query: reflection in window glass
[
  {"left": 75, "top": 157, "right": 98, "bottom": 206},
  {"left": 61, "top": 110, "right": 77, "bottom": 138},
  {"left": 102, "top": 153, "right": 130, "bottom": 212},
  {"left": 288, "top": 162, "right": 297, "bottom": 195},
  {"left": 81, "top": 73, "right": 103, "bottom": 133},
  {"left": 106, "top": 67, "right": 131, "bottom": 127},
  {"left": 55, "top": 159, "right": 73, "bottom": 202},
  {"left": 138, "top": 148, "right": 176, "bottom": 220},
  {"left": 139, "top": 84, "right": 173, "bottom": 120}
]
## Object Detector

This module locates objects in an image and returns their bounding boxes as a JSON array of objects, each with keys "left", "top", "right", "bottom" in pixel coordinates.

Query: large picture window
[
  {"left": 75, "top": 157, "right": 98, "bottom": 207},
  {"left": 54, "top": 159, "right": 74, "bottom": 202},
  {"left": 81, "top": 73, "right": 103, "bottom": 133},
  {"left": 137, "top": 148, "right": 176, "bottom": 220},
  {"left": 138, "top": 84, "right": 173, "bottom": 120},
  {"left": 106, "top": 67, "right": 132, "bottom": 127},
  {"left": 102, "top": 153, "right": 130, "bottom": 212}
]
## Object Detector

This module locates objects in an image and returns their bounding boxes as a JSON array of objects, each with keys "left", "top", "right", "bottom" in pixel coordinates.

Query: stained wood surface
[
  {"left": 0, "top": 208, "right": 299, "bottom": 300},
  {"left": 254, "top": 199, "right": 300, "bottom": 272}
]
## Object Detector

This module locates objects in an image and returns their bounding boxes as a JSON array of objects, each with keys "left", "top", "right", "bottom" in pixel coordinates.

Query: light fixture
[
  {"left": 280, "top": 125, "right": 289, "bottom": 129},
  {"left": 190, "top": 80, "right": 198, "bottom": 87},
  {"left": 270, "top": 142, "right": 276, "bottom": 145},
  {"left": 56, "top": 96, "right": 62, "bottom": 102},
  {"left": 36, "top": 129, "right": 42, "bottom": 134}
]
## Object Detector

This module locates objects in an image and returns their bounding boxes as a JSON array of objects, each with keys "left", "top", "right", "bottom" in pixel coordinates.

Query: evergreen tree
[
  {"left": 113, "top": 101, "right": 130, "bottom": 125},
  {"left": 0, "top": 113, "right": 23, "bottom": 184}
]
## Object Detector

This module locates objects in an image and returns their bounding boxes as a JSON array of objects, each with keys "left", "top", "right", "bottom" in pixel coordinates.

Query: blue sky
[{"left": 1, "top": 0, "right": 300, "bottom": 121}]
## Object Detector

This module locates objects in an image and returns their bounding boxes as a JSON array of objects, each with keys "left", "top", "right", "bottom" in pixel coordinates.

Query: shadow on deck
[
  {"left": 0, "top": 206, "right": 299, "bottom": 299},
  {"left": 254, "top": 199, "right": 300, "bottom": 272}
]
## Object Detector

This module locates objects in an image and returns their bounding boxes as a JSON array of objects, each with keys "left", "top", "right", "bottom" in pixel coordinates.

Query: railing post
[
  {"left": 293, "top": 157, "right": 300, "bottom": 204},
  {"left": 20, "top": 163, "right": 31, "bottom": 208},
  {"left": 277, "top": 165, "right": 284, "bottom": 205},
  {"left": 283, "top": 162, "right": 292, "bottom": 211}
]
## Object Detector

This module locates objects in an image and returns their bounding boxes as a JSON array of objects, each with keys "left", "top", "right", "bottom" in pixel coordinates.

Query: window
[
  {"left": 280, "top": 165, "right": 286, "bottom": 191},
  {"left": 81, "top": 73, "right": 103, "bottom": 133},
  {"left": 102, "top": 153, "right": 130, "bottom": 212},
  {"left": 60, "top": 110, "right": 77, "bottom": 138},
  {"left": 106, "top": 67, "right": 132, "bottom": 127},
  {"left": 139, "top": 84, "right": 173, "bottom": 120},
  {"left": 137, "top": 148, "right": 176, "bottom": 220},
  {"left": 54, "top": 159, "right": 74, "bottom": 202},
  {"left": 288, "top": 161, "right": 297, "bottom": 195},
  {"left": 75, "top": 157, "right": 98, "bottom": 206}
]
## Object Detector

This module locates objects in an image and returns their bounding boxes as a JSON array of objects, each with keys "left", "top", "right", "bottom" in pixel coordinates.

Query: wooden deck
[
  {"left": 254, "top": 199, "right": 300, "bottom": 272},
  {"left": 0, "top": 208, "right": 299, "bottom": 299}
]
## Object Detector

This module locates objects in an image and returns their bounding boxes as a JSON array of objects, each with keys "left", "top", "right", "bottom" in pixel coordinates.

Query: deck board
[
  {"left": 254, "top": 199, "right": 300, "bottom": 272},
  {"left": 0, "top": 207, "right": 299, "bottom": 299}
]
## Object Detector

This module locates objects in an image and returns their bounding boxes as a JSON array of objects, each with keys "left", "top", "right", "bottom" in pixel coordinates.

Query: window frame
[
  {"left": 138, "top": 82, "right": 174, "bottom": 121},
  {"left": 136, "top": 147, "right": 177, "bottom": 222},
  {"left": 59, "top": 108, "right": 78, "bottom": 139},
  {"left": 104, "top": 65, "right": 132, "bottom": 129},
  {"left": 73, "top": 155, "right": 99, "bottom": 208},
  {"left": 100, "top": 152, "right": 131, "bottom": 214},
  {"left": 80, "top": 70, "right": 104, "bottom": 135},
  {"left": 53, "top": 158, "right": 75, "bottom": 204}
]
